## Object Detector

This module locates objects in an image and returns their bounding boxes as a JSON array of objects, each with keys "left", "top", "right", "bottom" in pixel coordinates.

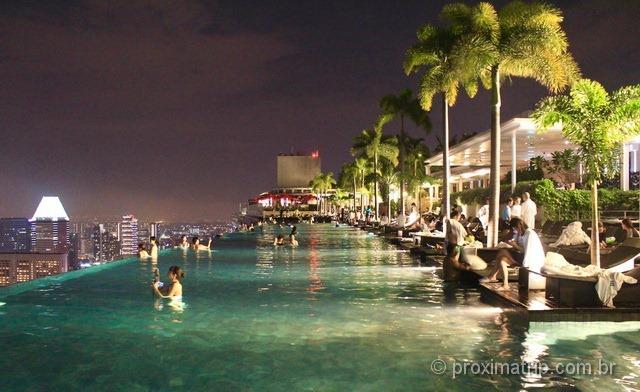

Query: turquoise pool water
[{"left": 1, "top": 224, "right": 639, "bottom": 391}]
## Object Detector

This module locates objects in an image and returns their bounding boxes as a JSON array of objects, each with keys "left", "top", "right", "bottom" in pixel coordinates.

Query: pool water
[{"left": 1, "top": 224, "right": 639, "bottom": 391}]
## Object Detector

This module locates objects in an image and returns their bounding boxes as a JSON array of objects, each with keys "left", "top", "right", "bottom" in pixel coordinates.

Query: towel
[
  {"left": 543, "top": 252, "right": 638, "bottom": 307},
  {"left": 550, "top": 221, "right": 592, "bottom": 247},
  {"left": 596, "top": 272, "right": 638, "bottom": 308}
]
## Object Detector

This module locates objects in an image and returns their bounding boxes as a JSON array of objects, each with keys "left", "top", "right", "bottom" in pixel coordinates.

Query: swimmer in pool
[
  {"left": 289, "top": 226, "right": 299, "bottom": 247},
  {"left": 149, "top": 236, "right": 158, "bottom": 260},
  {"left": 151, "top": 265, "right": 184, "bottom": 299},
  {"left": 191, "top": 236, "right": 212, "bottom": 251},
  {"left": 176, "top": 235, "right": 189, "bottom": 250},
  {"left": 138, "top": 243, "right": 150, "bottom": 258},
  {"left": 273, "top": 234, "right": 285, "bottom": 246}
]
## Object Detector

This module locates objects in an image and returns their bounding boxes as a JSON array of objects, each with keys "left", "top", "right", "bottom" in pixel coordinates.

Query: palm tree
[
  {"left": 404, "top": 18, "right": 484, "bottom": 220},
  {"left": 379, "top": 160, "right": 399, "bottom": 219},
  {"left": 309, "top": 172, "right": 337, "bottom": 215},
  {"left": 339, "top": 162, "right": 361, "bottom": 212},
  {"left": 379, "top": 89, "right": 431, "bottom": 216},
  {"left": 533, "top": 79, "right": 640, "bottom": 267},
  {"left": 353, "top": 157, "right": 370, "bottom": 214},
  {"left": 352, "top": 116, "right": 399, "bottom": 220},
  {"left": 443, "top": 1, "right": 580, "bottom": 246},
  {"left": 403, "top": 136, "right": 431, "bottom": 211}
]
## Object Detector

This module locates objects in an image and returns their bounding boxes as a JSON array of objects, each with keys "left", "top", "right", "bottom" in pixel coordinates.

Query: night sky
[{"left": 1, "top": 0, "right": 639, "bottom": 221}]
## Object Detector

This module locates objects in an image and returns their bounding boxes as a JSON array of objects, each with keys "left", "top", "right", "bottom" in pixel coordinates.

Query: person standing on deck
[
  {"left": 511, "top": 197, "right": 522, "bottom": 218},
  {"left": 520, "top": 192, "right": 537, "bottom": 229},
  {"left": 477, "top": 198, "right": 490, "bottom": 230}
]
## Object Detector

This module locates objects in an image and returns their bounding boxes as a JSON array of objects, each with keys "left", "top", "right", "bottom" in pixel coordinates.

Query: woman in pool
[
  {"left": 191, "top": 236, "right": 212, "bottom": 250},
  {"left": 149, "top": 236, "right": 158, "bottom": 260},
  {"left": 289, "top": 226, "right": 299, "bottom": 247},
  {"left": 151, "top": 265, "right": 184, "bottom": 299},
  {"left": 273, "top": 234, "right": 285, "bottom": 246},
  {"left": 176, "top": 235, "right": 189, "bottom": 250}
]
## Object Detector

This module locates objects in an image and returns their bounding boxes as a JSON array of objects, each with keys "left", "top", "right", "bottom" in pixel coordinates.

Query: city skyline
[{"left": 1, "top": 0, "right": 639, "bottom": 221}]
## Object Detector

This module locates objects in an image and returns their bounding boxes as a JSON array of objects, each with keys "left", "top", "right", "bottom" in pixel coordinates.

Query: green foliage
[
  {"left": 533, "top": 79, "right": 640, "bottom": 185},
  {"left": 379, "top": 89, "right": 431, "bottom": 134},
  {"left": 451, "top": 179, "right": 640, "bottom": 220}
]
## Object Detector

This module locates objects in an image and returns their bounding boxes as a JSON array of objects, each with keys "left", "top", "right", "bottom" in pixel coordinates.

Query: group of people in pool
[
  {"left": 138, "top": 236, "right": 159, "bottom": 260},
  {"left": 273, "top": 226, "right": 299, "bottom": 247},
  {"left": 149, "top": 227, "right": 300, "bottom": 303},
  {"left": 176, "top": 235, "right": 212, "bottom": 251}
]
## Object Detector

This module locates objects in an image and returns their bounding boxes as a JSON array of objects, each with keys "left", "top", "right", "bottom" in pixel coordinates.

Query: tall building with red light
[{"left": 276, "top": 152, "right": 321, "bottom": 188}]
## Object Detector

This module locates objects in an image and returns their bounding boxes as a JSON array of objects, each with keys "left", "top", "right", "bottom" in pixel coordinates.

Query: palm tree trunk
[
  {"left": 590, "top": 180, "right": 601, "bottom": 267},
  {"left": 374, "top": 153, "right": 379, "bottom": 220},
  {"left": 399, "top": 114, "right": 405, "bottom": 216},
  {"left": 388, "top": 189, "right": 391, "bottom": 221},
  {"left": 442, "top": 95, "right": 451, "bottom": 218},
  {"left": 353, "top": 175, "right": 357, "bottom": 212},
  {"left": 360, "top": 171, "right": 365, "bottom": 214},
  {"left": 488, "top": 65, "right": 501, "bottom": 248}
]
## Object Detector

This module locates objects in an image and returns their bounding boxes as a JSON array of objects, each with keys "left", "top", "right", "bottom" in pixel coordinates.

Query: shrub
[{"left": 450, "top": 179, "right": 639, "bottom": 220}]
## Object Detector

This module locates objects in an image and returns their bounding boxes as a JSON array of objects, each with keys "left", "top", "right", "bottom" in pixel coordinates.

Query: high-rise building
[
  {"left": 0, "top": 218, "right": 31, "bottom": 252},
  {"left": 103, "top": 231, "right": 121, "bottom": 261},
  {"left": 276, "top": 152, "right": 321, "bottom": 188},
  {"left": 30, "top": 197, "right": 70, "bottom": 253},
  {"left": 92, "top": 224, "right": 104, "bottom": 261},
  {"left": 149, "top": 222, "right": 159, "bottom": 238},
  {"left": 119, "top": 215, "right": 138, "bottom": 255},
  {"left": 0, "top": 252, "right": 68, "bottom": 287},
  {"left": 92, "top": 224, "right": 121, "bottom": 262}
]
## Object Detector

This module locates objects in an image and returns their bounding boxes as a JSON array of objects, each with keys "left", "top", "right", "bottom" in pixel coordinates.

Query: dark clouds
[{"left": 0, "top": 0, "right": 639, "bottom": 221}]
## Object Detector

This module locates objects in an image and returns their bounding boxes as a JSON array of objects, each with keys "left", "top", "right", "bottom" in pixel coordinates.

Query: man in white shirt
[
  {"left": 445, "top": 210, "right": 471, "bottom": 276},
  {"left": 511, "top": 197, "right": 522, "bottom": 218},
  {"left": 520, "top": 192, "right": 537, "bottom": 229},
  {"left": 446, "top": 210, "right": 467, "bottom": 251}
]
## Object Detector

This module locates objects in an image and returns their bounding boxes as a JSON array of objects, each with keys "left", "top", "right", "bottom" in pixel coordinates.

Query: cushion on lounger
[{"left": 465, "top": 254, "right": 488, "bottom": 271}]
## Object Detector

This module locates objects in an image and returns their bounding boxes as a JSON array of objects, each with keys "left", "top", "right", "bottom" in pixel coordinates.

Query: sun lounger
[
  {"left": 557, "top": 237, "right": 640, "bottom": 271},
  {"left": 541, "top": 267, "right": 640, "bottom": 307}
]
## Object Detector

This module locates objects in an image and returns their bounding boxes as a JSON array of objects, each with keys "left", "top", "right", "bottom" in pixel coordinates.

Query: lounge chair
[
  {"left": 542, "top": 267, "right": 640, "bottom": 307},
  {"left": 556, "top": 237, "right": 640, "bottom": 272}
]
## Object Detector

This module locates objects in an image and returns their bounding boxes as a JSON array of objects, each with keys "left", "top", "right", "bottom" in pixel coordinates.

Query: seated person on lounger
[
  {"left": 191, "top": 236, "right": 212, "bottom": 250},
  {"left": 621, "top": 218, "right": 640, "bottom": 239},
  {"left": 404, "top": 203, "right": 420, "bottom": 228},
  {"left": 482, "top": 217, "right": 545, "bottom": 290}
]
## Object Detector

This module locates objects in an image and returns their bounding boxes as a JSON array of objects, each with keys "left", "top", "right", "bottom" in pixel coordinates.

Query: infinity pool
[{"left": 1, "top": 224, "right": 639, "bottom": 391}]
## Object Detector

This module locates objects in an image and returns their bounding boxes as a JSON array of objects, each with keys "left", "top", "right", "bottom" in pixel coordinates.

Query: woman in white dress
[{"left": 482, "top": 217, "right": 545, "bottom": 290}]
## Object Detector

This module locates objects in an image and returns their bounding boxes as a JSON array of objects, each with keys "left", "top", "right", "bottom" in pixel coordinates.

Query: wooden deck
[
  {"left": 479, "top": 282, "right": 640, "bottom": 322},
  {"left": 374, "top": 228, "right": 640, "bottom": 322}
]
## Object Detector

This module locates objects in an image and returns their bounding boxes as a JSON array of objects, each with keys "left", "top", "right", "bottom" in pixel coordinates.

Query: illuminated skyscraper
[
  {"left": 29, "top": 197, "right": 70, "bottom": 253},
  {"left": 119, "top": 215, "right": 138, "bottom": 255},
  {"left": 0, "top": 218, "right": 31, "bottom": 252}
]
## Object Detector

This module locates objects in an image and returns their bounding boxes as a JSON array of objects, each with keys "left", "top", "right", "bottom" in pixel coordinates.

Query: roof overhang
[{"left": 425, "top": 116, "right": 567, "bottom": 172}]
